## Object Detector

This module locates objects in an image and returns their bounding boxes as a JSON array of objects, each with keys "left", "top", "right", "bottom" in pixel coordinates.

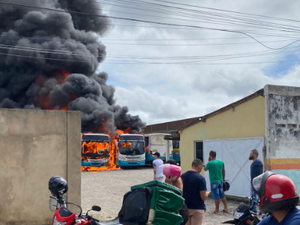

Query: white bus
[
  {"left": 144, "top": 133, "right": 173, "bottom": 165},
  {"left": 81, "top": 133, "right": 111, "bottom": 167},
  {"left": 117, "top": 134, "right": 145, "bottom": 167}
]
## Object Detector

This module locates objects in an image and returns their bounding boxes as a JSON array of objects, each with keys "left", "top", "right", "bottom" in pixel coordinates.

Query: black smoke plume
[{"left": 0, "top": 0, "right": 146, "bottom": 133}]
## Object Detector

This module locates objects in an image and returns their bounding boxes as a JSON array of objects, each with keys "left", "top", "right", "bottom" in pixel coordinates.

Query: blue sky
[{"left": 263, "top": 52, "right": 300, "bottom": 78}]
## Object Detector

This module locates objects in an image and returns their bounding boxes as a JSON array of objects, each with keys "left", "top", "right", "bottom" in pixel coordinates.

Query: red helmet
[
  {"left": 252, "top": 171, "right": 299, "bottom": 214},
  {"left": 163, "top": 164, "right": 181, "bottom": 182}
]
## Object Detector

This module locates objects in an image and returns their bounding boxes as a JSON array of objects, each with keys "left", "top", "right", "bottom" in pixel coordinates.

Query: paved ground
[{"left": 81, "top": 167, "right": 245, "bottom": 225}]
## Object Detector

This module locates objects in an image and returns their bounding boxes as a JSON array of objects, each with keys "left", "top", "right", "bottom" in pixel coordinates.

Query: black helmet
[{"left": 49, "top": 176, "right": 68, "bottom": 197}]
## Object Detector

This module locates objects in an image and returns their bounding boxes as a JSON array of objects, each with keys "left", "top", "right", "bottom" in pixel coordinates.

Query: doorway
[{"left": 195, "top": 141, "right": 203, "bottom": 162}]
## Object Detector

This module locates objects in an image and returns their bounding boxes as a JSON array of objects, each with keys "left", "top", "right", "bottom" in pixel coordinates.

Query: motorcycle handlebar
[
  {"left": 85, "top": 214, "right": 99, "bottom": 222},
  {"left": 58, "top": 199, "right": 100, "bottom": 223},
  {"left": 65, "top": 202, "right": 83, "bottom": 216}
]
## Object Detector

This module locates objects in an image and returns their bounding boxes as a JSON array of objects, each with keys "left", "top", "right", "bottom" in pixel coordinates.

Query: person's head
[
  {"left": 166, "top": 159, "right": 177, "bottom": 165},
  {"left": 252, "top": 171, "right": 299, "bottom": 214},
  {"left": 209, "top": 150, "right": 216, "bottom": 161},
  {"left": 191, "top": 158, "right": 203, "bottom": 173},
  {"left": 163, "top": 164, "right": 181, "bottom": 182},
  {"left": 249, "top": 149, "right": 259, "bottom": 160},
  {"left": 153, "top": 152, "right": 160, "bottom": 159}
]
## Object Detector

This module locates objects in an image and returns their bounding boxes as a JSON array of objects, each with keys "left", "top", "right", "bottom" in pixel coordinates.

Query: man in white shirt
[{"left": 153, "top": 152, "right": 164, "bottom": 181}]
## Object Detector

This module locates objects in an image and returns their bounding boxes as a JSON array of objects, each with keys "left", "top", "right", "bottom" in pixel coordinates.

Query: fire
[
  {"left": 36, "top": 71, "right": 71, "bottom": 111},
  {"left": 121, "top": 142, "right": 132, "bottom": 148},
  {"left": 81, "top": 130, "right": 129, "bottom": 172},
  {"left": 81, "top": 139, "right": 119, "bottom": 172},
  {"left": 35, "top": 72, "right": 131, "bottom": 172}
]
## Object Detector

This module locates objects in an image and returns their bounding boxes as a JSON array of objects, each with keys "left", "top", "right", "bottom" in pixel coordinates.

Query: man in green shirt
[{"left": 204, "top": 150, "right": 228, "bottom": 214}]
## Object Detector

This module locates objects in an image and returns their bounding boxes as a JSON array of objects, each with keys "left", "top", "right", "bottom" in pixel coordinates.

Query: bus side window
[{"left": 145, "top": 137, "right": 149, "bottom": 147}]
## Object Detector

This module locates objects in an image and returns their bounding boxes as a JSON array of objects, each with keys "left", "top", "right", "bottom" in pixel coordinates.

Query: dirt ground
[{"left": 81, "top": 167, "right": 244, "bottom": 225}]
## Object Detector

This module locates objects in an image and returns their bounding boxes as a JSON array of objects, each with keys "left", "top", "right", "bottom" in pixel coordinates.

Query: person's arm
[
  {"left": 200, "top": 190, "right": 210, "bottom": 200},
  {"left": 253, "top": 163, "right": 263, "bottom": 178},
  {"left": 222, "top": 166, "right": 225, "bottom": 180},
  {"left": 165, "top": 177, "right": 172, "bottom": 184},
  {"left": 153, "top": 161, "right": 157, "bottom": 180},
  {"left": 176, "top": 177, "right": 183, "bottom": 191},
  {"left": 259, "top": 162, "right": 263, "bottom": 174},
  {"left": 204, "top": 162, "right": 209, "bottom": 171},
  {"left": 199, "top": 177, "right": 209, "bottom": 200}
]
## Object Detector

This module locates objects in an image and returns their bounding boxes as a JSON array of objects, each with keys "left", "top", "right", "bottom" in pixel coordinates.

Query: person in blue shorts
[
  {"left": 252, "top": 171, "right": 300, "bottom": 225},
  {"left": 204, "top": 150, "right": 228, "bottom": 214}
]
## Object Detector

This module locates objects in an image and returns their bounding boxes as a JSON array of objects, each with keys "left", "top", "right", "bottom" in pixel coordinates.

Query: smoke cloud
[{"left": 0, "top": 0, "right": 146, "bottom": 133}]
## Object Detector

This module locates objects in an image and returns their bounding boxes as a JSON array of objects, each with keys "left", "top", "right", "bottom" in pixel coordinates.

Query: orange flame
[
  {"left": 81, "top": 132, "right": 124, "bottom": 172},
  {"left": 36, "top": 71, "right": 71, "bottom": 111}
]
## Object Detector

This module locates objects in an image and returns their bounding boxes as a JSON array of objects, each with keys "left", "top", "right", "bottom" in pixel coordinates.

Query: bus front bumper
[
  {"left": 81, "top": 161, "right": 109, "bottom": 167},
  {"left": 118, "top": 160, "right": 145, "bottom": 167}
]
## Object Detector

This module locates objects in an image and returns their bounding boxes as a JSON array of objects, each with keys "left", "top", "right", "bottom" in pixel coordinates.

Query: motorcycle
[
  {"left": 49, "top": 176, "right": 121, "bottom": 225},
  {"left": 222, "top": 197, "right": 260, "bottom": 225}
]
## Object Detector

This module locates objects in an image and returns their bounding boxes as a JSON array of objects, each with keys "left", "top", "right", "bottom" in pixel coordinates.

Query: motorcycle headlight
[
  {"left": 233, "top": 211, "right": 244, "bottom": 219},
  {"left": 52, "top": 216, "right": 67, "bottom": 225}
]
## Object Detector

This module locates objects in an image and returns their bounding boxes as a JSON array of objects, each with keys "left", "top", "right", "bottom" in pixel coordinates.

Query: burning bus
[
  {"left": 81, "top": 133, "right": 111, "bottom": 167},
  {"left": 81, "top": 132, "right": 145, "bottom": 170},
  {"left": 117, "top": 134, "right": 145, "bottom": 167}
]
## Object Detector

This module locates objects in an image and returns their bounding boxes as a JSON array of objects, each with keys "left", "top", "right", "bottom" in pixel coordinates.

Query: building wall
[
  {"left": 264, "top": 85, "right": 300, "bottom": 192},
  {"left": 0, "top": 109, "right": 81, "bottom": 225},
  {"left": 180, "top": 95, "right": 265, "bottom": 173}
]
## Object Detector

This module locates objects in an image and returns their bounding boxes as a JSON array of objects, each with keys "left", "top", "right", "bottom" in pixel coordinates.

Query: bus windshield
[
  {"left": 118, "top": 141, "right": 145, "bottom": 155},
  {"left": 82, "top": 134, "right": 110, "bottom": 142}
]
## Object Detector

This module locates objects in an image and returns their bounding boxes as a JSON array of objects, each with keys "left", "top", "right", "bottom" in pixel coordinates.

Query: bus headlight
[
  {"left": 140, "top": 156, "right": 145, "bottom": 161},
  {"left": 119, "top": 156, "right": 127, "bottom": 161}
]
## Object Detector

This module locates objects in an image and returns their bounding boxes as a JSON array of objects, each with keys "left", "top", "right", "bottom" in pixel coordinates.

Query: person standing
[
  {"left": 204, "top": 150, "right": 228, "bottom": 214},
  {"left": 181, "top": 159, "right": 210, "bottom": 225},
  {"left": 153, "top": 152, "right": 164, "bottom": 181},
  {"left": 249, "top": 149, "right": 263, "bottom": 213}
]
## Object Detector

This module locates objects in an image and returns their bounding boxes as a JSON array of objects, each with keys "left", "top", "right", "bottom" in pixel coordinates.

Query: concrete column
[
  {"left": 66, "top": 111, "right": 82, "bottom": 206},
  {"left": 166, "top": 140, "right": 170, "bottom": 161}
]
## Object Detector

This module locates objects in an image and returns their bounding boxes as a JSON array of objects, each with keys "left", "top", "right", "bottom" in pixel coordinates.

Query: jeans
[
  {"left": 250, "top": 185, "right": 259, "bottom": 212},
  {"left": 211, "top": 182, "right": 225, "bottom": 200}
]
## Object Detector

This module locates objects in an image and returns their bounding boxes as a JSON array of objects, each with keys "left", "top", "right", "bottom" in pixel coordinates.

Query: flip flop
[
  {"left": 221, "top": 209, "right": 229, "bottom": 213},
  {"left": 209, "top": 211, "right": 219, "bottom": 214}
]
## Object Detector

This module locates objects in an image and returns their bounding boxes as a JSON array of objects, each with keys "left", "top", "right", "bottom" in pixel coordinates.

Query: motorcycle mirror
[
  {"left": 92, "top": 205, "right": 101, "bottom": 212},
  {"left": 49, "top": 196, "right": 58, "bottom": 211}
]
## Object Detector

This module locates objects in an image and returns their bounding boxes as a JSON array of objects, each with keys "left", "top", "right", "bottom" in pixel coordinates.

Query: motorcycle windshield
[{"left": 236, "top": 203, "right": 249, "bottom": 213}]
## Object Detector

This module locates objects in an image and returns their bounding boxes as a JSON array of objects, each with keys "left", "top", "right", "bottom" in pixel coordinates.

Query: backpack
[{"left": 118, "top": 187, "right": 152, "bottom": 225}]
